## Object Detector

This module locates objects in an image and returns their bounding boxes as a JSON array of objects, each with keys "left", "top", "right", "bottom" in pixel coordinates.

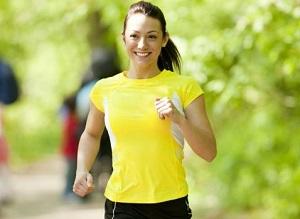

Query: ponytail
[{"left": 158, "top": 39, "right": 181, "bottom": 73}]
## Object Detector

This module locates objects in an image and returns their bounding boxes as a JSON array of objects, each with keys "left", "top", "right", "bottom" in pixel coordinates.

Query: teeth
[{"left": 136, "top": 52, "right": 149, "bottom": 57}]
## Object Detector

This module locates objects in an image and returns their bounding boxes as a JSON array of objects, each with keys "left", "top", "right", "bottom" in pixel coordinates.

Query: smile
[{"left": 135, "top": 52, "right": 151, "bottom": 57}]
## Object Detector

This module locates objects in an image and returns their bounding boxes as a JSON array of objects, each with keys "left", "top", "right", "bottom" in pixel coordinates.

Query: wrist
[{"left": 76, "top": 169, "right": 89, "bottom": 175}]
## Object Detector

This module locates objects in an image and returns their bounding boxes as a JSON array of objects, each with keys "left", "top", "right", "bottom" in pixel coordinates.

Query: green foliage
[
  {"left": 1, "top": 0, "right": 300, "bottom": 218},
  {"left": 1, "top": 0, "right": 96, "bottom": 163},
  {"left": 184, "top": 0, "right": 300, "bottom": 218},
  {"left": 4, "top": 103, "right": 61, "bottom": 166}
]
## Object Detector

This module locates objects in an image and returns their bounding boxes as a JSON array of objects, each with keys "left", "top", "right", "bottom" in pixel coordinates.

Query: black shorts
[{"left": 104, "top": 196, "right": 192, "bottom": 219}]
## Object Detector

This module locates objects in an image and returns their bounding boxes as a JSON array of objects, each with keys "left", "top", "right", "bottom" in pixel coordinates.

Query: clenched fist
[
  {"left": 73, "top": 172, "right": 95, "bottom": 197},
  {"left": 155, "top": 97, "right": 183, "bottom": 123}
]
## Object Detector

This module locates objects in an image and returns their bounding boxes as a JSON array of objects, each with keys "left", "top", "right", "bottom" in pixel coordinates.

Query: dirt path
[
  {"left": 0, "top": 156, "right": 253, "bottom": 219},
  {"left": 1, "top": 156, "right": 105, "bottom": 219}
]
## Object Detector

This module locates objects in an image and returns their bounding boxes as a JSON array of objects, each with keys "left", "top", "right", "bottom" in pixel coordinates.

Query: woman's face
[{"left": 123, "top": 13, "right": 168, "bottom": 69}]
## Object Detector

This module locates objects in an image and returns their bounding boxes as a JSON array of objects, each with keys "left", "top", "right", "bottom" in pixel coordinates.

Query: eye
[
  {"left": 129, "top": 34, "right": 138, "bottom": 39},
  {"left": 148, "top": 35, "right": 157, "bottom": 39}
]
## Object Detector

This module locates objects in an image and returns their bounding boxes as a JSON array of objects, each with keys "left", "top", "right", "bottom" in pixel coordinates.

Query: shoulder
[{"left": 163, "top": 70, "right": 201, "bottom": 86}]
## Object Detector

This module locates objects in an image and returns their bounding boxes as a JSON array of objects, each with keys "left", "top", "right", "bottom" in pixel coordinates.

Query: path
[
  {"left": 1, "top": 156, "right": 105, "bottom": 219},
  {"left": 0, "top": 156, "right": 253, "bottom": 219}
]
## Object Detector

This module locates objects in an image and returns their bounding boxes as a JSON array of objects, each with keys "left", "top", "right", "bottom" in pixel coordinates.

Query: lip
[{"left": 134, "top": 52, "right": 151, "bottom": 57}]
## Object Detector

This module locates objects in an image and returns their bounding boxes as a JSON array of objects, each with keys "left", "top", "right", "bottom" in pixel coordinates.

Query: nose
[{"left": 137, "top": 37, "right": 147, "bottom": 49}]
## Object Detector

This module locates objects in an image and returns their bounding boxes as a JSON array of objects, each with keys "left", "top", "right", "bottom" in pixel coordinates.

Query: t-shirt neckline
[{"left": 121, "top": 70, "right": 167, "bottom": 83}]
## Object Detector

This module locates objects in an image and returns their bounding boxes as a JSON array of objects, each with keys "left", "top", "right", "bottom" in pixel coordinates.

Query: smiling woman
[
  {"left": 73, "top": 1, "right": 217, "bottom": 219},
  {"left": 121, "top": 1, "right": 181, "bottom": 77},
  {"left": 122, "top": 13, "right": 169, "bottom": 77}
]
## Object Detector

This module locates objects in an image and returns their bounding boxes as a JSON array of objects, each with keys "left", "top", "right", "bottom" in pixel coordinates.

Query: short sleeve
[
  {"left": 182, "top": 78, "right": 204, "bottom": 108},
  {"left": 89, "top": 80, "right": 105, "bottom": 112}
]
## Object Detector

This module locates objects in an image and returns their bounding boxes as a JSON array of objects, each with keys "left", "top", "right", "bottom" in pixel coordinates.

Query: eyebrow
[{"left": 131, "top": 30, "right": 159, "bottom": 34}]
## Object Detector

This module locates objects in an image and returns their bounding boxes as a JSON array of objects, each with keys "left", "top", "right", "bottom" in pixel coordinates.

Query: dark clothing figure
[
  {"left": 0, "top": 60, "right": 20, "bottom": 105},
  {"left": 59, "top": 94, "right": 80, "bottom": 201},
  {"left": 75, "top": 48, "right": 119, "bottom": 193}
]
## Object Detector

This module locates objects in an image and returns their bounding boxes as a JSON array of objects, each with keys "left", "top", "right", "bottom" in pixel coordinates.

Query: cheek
[
  {"left": 126, "top": 45, "right": 136, "bottom": 55},
  {"left": 124, "top": 38, "right": 135, "bottom": 50},
  {"left": 123, "top": 42, "right": 132, "bottom": 54},
  {"left": 153, "top": 45, "right": 163, "bottom": 54}
]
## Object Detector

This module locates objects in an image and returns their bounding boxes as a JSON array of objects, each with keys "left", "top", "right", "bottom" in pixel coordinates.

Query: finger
[
  {"left": 87, "top": 185, "right": 95, "bottom": 194},
  {"left": 73, "top": 186, "right": 88, "bottom": 197},
  {"left": 155, "top": 97, "right": 169, "bottom": 104},
  {"left": 156, "top": 106, "right": 166, "bottom": 119},
  {"left": 155, "top": 101, "right": 168, "bottom": 109},
  {"left": 159, "top": 113, "right": 165, "bottom": 120},
  {"left": 160, "top": 109, "right": 173, "bottom": 118},
  {"left": 157, "top": 101, "right": 172, "bottom": 110},
  {"left": 73, "top": 180, "right": 89, "bottom": 195},
  {"left": 86, "top": 173, "right": 94, "bottom": 187},
  {"left": 157, "top": 103, "right": 173, "bottom": 114},
  {"left": 75, "top": 179, "right": 88, "bottom": 189},
  {"left": 86, "top": 174, "right": 95, "bottom": 193},
  {"left": 155, "top": 97, "right": 172, "bottom": 119},
  {"left": 73, "top": 180, "right": 88, "bottom": 191},
  {"left": 155, "top": 98, "right": 164, "bottom": 119},
  {"left": 156, "top": 102, "right": 174, "bottom": 114},
  {"left": 155, "top": 99, "right": 171, "bottom": 111}
]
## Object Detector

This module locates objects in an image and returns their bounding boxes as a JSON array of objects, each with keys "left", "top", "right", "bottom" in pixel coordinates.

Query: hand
[
  {"left": 155, "top": 97, "right": 183, "bottom": 123},
  {"left": 73, "top": 171, "right": 94, "bottom": 197}
]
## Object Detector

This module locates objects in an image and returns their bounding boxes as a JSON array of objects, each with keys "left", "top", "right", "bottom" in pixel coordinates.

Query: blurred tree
[
  {"left": 177, "top": 1, "right": 300, "bottom": 218},
  {"left": 1, "top": 0, "right": 299, "bottom": 218},
  {"left": 0, "top": 0, "right": 118, "bottom": 165}
]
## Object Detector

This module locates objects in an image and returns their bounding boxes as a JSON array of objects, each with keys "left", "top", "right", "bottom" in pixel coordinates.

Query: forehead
[{"left": 126, "top": 13, "right": 162, "bottom": 33}]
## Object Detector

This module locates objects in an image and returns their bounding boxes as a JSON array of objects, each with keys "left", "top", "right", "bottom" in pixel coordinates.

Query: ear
[{"left": 162, "top": 32, "right": 169, "bottom": 47}]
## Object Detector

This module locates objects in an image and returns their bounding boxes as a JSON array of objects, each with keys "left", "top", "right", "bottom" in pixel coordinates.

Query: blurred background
[{"left": 0, "top": 0, "right": 299, "bottom": 219}]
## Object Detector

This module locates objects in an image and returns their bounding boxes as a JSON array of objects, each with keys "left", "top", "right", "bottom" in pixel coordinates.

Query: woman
[{"left": 73, "top": 1, "right": 217, "bottom": 218}]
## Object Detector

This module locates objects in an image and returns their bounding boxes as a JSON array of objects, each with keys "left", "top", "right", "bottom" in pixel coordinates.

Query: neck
[{"left": 127, "top": 65, "right": 161, "bottom": 79}]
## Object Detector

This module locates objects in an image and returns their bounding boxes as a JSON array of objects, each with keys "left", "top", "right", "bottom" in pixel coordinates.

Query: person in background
[
  {"left": 75, "top": 48, "right": 120, "bottom": 193},
  {"left": 59, "top": 94, "right": 80, "bottom": 202},
  {"left": 0, "top": 105, "right": 13, "bottom": 206},
  {"left": 0, "top": 58, "right": 20, "bottom": 207},
  {"left": 73, "top": 1, "right": 217, "bottom": 218}
]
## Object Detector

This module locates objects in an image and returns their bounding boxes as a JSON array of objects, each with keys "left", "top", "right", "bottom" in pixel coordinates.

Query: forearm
[
  {"left": 76, "top": 131, "right": 101, "bottom": 173},
  {"left": 178, "top": 116, "right": 216, "bottom": 162}
]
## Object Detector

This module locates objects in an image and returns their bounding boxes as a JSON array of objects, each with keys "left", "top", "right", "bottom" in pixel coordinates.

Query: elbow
[
  {"left": 190, "top": 138, "right": 217, "bottom": 162},
  {"left": 194, "top": 146, "right": 217, "bottom": 162},
  {"left": 206, "top": 138, "right": 217, "bottom": 162},
  {"left": 201, "top": 142, "right": 217, "bottom": 162},
  {"left": 206, "top": 149, "right": 217, "bottom": 162},
  {"left": 207, "top": 141, "right": 217, "bottom": 162}
]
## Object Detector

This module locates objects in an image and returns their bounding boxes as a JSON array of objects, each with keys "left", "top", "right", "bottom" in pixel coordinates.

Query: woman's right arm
[{"left": 73, "top": 102, "right": 105, "bottom": 197}]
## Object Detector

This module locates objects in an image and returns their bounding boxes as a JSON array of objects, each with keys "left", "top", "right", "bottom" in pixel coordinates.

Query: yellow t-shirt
[{"left": 90, "top": 70, "right": 204, "bottom": 203}]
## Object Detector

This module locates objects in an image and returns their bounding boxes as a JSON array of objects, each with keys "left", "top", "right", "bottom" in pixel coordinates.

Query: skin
[
  {"left": 73, "top": 13, "right": 217, "bottom": 197},
  {"left": 73, "top": 103, "right": 103, "bottom": 197}
]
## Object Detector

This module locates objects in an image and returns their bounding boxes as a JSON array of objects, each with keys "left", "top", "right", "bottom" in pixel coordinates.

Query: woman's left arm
[
  {"left": 156, "top": 95, "right": 217, "bottom": 162},
  {"left": 179, "top": 95, "right": 217, "bottom": 161}
]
